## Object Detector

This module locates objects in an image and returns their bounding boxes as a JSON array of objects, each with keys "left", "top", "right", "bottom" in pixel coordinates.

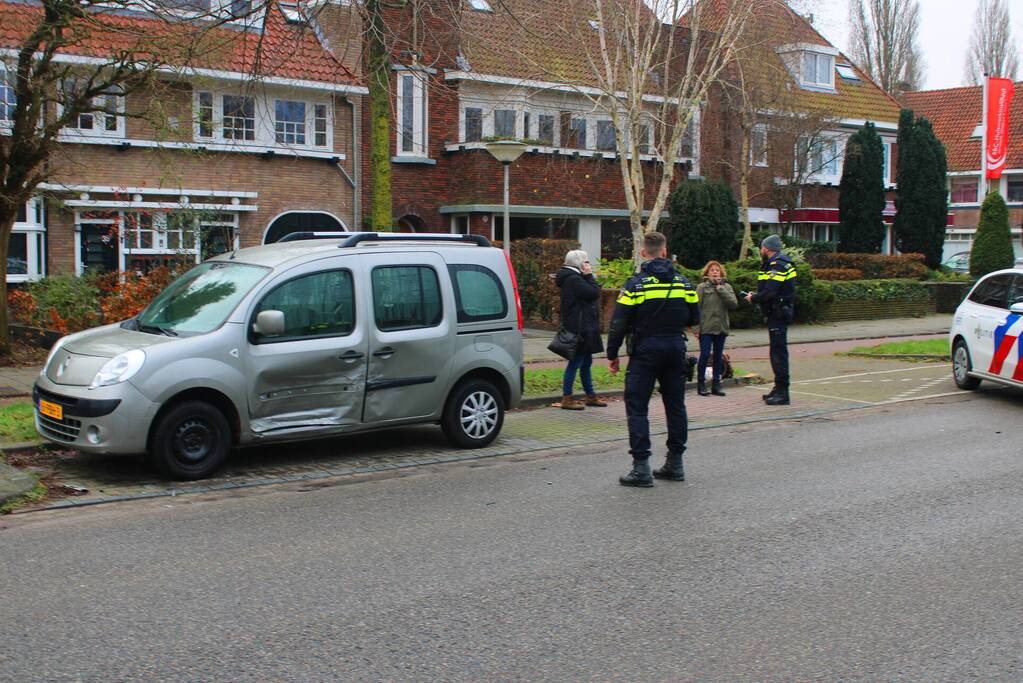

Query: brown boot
[
  {"left": 585, "top": 394, "right": 608, "bottom": 407},
  {"left": 559, "top": 395, "right": 585, "bottom": 410}
]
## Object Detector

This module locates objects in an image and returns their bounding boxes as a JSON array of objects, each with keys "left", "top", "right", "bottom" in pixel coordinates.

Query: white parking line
[{"left": 797, "top": 366, "right": 948, "bottom": 384}]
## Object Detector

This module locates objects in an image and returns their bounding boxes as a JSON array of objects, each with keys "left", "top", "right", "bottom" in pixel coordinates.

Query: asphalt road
[{"left": 2, "top": 388, "right": 1022, "bottom": 682}]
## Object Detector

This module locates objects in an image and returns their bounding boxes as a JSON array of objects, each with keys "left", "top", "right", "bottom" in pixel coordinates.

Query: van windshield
[{"left": 135, "top": 262, "right": 269, "bottom": 335}]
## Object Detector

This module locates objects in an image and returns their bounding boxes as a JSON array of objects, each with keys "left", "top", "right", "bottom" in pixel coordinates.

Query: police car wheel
[{"left": 952, "top": 339, "right": 981, "bottom": 391}]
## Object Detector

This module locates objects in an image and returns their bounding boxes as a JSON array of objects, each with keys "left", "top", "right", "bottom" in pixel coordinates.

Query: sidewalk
[{"left": 523, "top": 313, "right": 953, "bottom": 362}]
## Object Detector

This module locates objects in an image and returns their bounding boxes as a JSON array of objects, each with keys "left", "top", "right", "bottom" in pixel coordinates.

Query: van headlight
[{"left": 90, "top": 350, "right": 146, "bottom": 389}]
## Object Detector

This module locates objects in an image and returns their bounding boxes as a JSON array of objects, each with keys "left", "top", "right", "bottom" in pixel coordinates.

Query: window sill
[
  {"left": 391, "top": 156, "right": 437, "bottom": 165},
  {"left": 55, "top": 134, "right": 345, "bottom": 161},
  {"left": 443, "top": 141, "right": 693, "bottom": 165}
]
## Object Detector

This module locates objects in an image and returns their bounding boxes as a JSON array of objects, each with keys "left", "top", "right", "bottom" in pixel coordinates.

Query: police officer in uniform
[
  {"left": 744, "top": 234, "right": 797, "bottom": 405},
  {"left": 607, "top": 232, "right": 700, "bottom": 488}
]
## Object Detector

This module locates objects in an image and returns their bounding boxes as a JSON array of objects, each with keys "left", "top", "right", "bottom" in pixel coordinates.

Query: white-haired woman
[{"left": 554, "top": 249, "right": 606, "bottom": 410}]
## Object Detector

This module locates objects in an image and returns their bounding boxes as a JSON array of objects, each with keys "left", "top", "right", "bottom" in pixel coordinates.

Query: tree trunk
[
  {"left": 367, "top": 0, "right": 393, "bottom": 231},
  {"left": 0, "top": 212, "right": 14, "bottom": 356},
  {"left": 739, "top": 132, "right": 752, "bottom": 261}
]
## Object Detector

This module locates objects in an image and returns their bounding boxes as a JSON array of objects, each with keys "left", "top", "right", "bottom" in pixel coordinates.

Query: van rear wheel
[
  {"left": 442, "top": 379, "right": 504, "bottom": 448},
  {"left": 147, "top": 400, "right": 231, "bottom": 480}
]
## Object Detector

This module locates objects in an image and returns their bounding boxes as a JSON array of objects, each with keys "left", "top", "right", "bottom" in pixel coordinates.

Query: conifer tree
[
  {"left": 838, "top": 122, "right": 886, "bottom": 253},
  {"left": 970, "top": 192, "right": 1015, "bottom": 277},
  {"left": 894, "top": 110, "right": 949, "bottom": 268},
  {"left": 665, "top": 179, "right": 739, "bottom": 269}
]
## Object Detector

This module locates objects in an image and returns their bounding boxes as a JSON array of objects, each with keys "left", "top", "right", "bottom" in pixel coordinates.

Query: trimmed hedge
[
  {"left": 827, "top": 279, "right": 932, "bottom": 302},
  {"left": 510, "top": 238, "right": 580, "bottom": 322},
  {"left": 809, "top": 252, "right": 927, "bottom": 279},
  {"left": 813, "top": 268, "right": 864, "bottom": 281}
]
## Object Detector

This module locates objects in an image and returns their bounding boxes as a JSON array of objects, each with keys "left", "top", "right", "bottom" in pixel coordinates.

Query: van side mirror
[
  {"left": 253, "top": 310, "right": 285, "bottom": 336},
  {"left": 1010, "top": 302, "right": 1023, "bottom": 315}
]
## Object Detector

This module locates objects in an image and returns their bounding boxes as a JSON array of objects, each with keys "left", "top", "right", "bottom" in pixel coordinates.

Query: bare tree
[
  {"left": 964, "top": 0, "right": 1020, "bottom": 84},
  {"left": 848, "top": 0, "right": 923, "bottom": 96},
  {"left": 0, "top": 0, "right": 277, "bottom": 353},
  {"left": 487, "top": 0, "right": 770, "bottom": 265}
]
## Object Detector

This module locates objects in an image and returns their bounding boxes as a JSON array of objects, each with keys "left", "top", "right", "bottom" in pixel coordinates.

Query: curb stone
[
  {"left": 519, "top": 374, "right": 764, "bottom": 408},
  {"left": 0, "top": 461, "right": 38, "bottom": 507}
]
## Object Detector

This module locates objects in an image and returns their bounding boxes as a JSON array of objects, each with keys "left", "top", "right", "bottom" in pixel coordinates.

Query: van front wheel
[
  {"left": 442, "top": 380, "right": 504, "bottom": 448},
  {"left": 147, "top": 400, "right": 231, "bottom": 480}
]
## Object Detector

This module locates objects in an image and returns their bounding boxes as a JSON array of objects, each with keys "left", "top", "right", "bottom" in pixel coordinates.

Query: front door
[
  {"left": 79, "top": 224, "right": 118, "bottom": 274},
  {"left": 245, "top": 258, "right": 367, "bottom": 433},
  {"left": 361, "top": 252, "right": 455, "bottom": 423}
]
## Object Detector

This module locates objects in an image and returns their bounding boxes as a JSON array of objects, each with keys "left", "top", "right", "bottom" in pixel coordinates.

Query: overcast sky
[{"left": 790, "top": 0, "right": 1023, "bottom": 90}]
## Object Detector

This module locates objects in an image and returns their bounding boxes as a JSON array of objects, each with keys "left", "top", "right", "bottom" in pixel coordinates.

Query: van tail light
[{"left": 503, "top": 249, "right": 524, "bottom": 332}]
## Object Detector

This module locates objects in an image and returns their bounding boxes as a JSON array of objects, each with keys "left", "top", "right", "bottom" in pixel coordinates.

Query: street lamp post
[{"left": 485, "top": 140, "right": 527, "bottom": 255}]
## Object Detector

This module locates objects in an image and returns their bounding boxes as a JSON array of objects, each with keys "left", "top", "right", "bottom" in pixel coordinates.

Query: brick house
[
  {"left": 358, "top": 0, "right": 697, "bottom": 261},
  {"left": 698, "top": 1, "right": 903, "bottom": 252},
  {"left": 904, "top": 83, "right": 1023, "bottom": 263},
  {"left": 1, "top": 0, "right": 366, "bottom": 283}
]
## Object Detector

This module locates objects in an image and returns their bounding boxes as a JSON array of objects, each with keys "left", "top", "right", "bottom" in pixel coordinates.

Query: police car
[{"left": 950, "top": 268, "right": 1023, "bottom": 390}]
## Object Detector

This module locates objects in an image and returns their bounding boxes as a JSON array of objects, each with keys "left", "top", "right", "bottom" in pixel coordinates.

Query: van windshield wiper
[{"left": 137, "top": 323, "right": 178, "bottom": 337}]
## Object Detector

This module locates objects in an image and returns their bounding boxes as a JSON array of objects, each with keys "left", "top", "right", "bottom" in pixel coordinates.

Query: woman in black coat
[{"left": 554, "top": 249, "right": 606, "bottom": 410}]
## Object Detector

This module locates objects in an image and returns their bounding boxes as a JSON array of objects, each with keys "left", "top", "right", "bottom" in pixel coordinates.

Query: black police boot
[
  {"left": 619, "top": 458, "right": 654, "bottom": 488},
  {"left": 697, "top": 378, "right": 709, "bottom": 396},
  {"left": 765, "top": 389, "right": 790, "bottom": 406},
  {"left": 652, "top": 451, "right": 685, "bottom": 481},
  {"left": 711, "top": 379, "right": 726, "bottom": 396},
  {"left": 762, "top": 385, "right": 778, "bottom": 401}
]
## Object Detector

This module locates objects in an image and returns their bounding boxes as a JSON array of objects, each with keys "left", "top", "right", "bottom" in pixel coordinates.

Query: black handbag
[{"left": 548, "top": 311, "right": 584, "bottom": 361}]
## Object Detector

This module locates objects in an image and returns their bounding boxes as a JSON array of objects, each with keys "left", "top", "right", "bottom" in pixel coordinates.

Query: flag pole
[{"left": 980, "top": 73, "right": 989, "bottom": 200}]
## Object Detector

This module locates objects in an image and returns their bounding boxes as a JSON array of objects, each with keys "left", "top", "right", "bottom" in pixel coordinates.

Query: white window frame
[
  {"left": 881, "top": 138, "right": 893, "bottom": 186},
  {"left": 0, "top": 61, "right": 15, "bottom": 129},
  {"left": 800, "top": 51, "right": 835, "bottom": 90},
  {"left": 529, "top": 109, "right": 559, "bottom": 146},
  {"left": 59, "top": 81, "right": 126, "bottom": 139},
  {"left": 949, "top": 176, "right": 981, "bottom": 206},
  {"left": 593, "top": 117, "right": 617, "bottom": 153},
  {"left": 396, "top": 71, "right": 428, "bottom": 156},
  {"left": 1005, "top": 174, "right": 1023, "bottom": 204},
  {"left": 74, "top": 209, "right": 241, "bottom": 275},
  {"left": 632, "top": 118, "right": 653, "bottom": 155},
  {"left": 750, "top": 123, "right": 769, "bottom": 167},
  {"left": 7, "top": 197, "right": 46, "bottom": 283},
  {"left": 194, "top": 89, "right": 332, "bottom": 151},
  {"left": 798, "top": 133, "right": 844, "bottom": 184}
]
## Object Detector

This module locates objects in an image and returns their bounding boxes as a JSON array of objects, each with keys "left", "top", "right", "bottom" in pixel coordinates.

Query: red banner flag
[{"left": 985, "top": 77, "right": 1015, "bottom": 180}]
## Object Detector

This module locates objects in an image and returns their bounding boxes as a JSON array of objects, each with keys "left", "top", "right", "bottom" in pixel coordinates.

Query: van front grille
[{"left": 37, "top": 411, "right": 82, "bottom": 443}]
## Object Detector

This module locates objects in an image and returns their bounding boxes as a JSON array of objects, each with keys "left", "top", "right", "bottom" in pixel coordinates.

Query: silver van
[{"left": 34, "top": 233, "right": 524, "bottom": 479}]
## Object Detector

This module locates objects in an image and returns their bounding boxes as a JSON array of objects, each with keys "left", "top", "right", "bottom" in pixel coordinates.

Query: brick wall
[{"left": 42, "top": 87, "right": 362, "bottom": 274}]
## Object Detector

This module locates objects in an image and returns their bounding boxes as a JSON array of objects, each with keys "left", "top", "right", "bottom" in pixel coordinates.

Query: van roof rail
[
  {"left": 277, "top": 231, "right": 349, "bottom": 243},
  {"left": 338, "top": 232, "right": 492, "bottom": 248}
]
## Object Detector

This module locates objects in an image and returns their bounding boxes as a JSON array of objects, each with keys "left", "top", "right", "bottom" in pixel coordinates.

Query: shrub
[
  {"left": 510, "top": 238, "right": 579, "bottom": 322},
  {"left": 665, "top": 178, "right": 739, "bottom": 268},
  {"left": 9, "top": 274, "right": 103, "bottom": 334},
  {"left": 808, "top": 252, "right": 927, "bottom": 279},
  {"left": 970, "top": 191, "right": 1015, "bottom": 277},
  {"left": 828, "top": 279, "right": 931, "bottom": 302},
  {"left": 595, "top": 258, "right": 636, "bottom": 290},
  {"left": 7, "top": 267, "right": 185, "bottom": 335},
  {"left": 813, "top": 268, "right": 864, "bottom": 281}
]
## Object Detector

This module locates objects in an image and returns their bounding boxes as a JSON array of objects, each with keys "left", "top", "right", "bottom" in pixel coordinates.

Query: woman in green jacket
[{"left": 696, "top": 260, "right": 738, "bottom": 396}]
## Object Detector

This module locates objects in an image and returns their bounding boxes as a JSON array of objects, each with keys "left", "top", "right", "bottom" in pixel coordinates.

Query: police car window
[
  {"left": 969, "top": 274, "right": 1011, "bottom": 309},
  {"left": 447, "top": 264, "right": 507, "bottom": 323},
  {"left": 1009, "top": 275, "right": 1023, "bottom": 307}
]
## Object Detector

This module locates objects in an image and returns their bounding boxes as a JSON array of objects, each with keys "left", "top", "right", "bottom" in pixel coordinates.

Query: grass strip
[
  {"left": 524, "top": 364, "right": 747, "bottom": 397},
  {"left": 0, "top": 402, "right": 38, "bottom": 444},
  {"left": 847, "top": 339, "right": 948, "bottom": 356}
]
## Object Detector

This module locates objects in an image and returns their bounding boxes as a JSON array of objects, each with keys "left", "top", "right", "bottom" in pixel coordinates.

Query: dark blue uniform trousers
[
  {"left": 624, "top": 336, "right": 688, "bottom": 460},
  {"left": 768, "top": 322, "right": 789, "bottom": 388}
]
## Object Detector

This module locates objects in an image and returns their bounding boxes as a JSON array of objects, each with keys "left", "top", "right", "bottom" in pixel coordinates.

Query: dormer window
[
  {"left": 468, "top": 0, "right": 492, "bottom": 11},
  {"left": 802, "top": 52, "right": 834, "bottom": 89}
]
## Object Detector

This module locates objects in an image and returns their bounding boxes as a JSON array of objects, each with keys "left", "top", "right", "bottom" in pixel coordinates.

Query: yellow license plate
[{"left": 39, "top": 399, "right": 63, "bottom": 421}]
